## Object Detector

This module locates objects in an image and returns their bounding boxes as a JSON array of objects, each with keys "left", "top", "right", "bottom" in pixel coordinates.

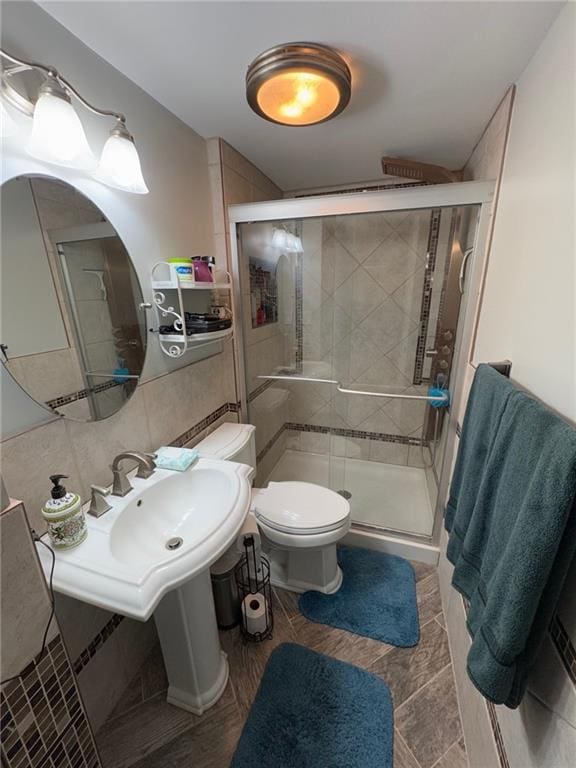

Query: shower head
[{"left": 381, "top": 156, "right": 463, "bottom": 184}]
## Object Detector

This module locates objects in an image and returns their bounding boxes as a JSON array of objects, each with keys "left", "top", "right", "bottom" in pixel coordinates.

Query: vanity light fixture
[
  {"left": 246, "top": 43, "right": 351, "bottom": 127},
  {"left": 0, "top": 49, "right": 149, "bottom": 193},
  {"left": 94, "top": 118, "right": 149, "bottom": 195}
]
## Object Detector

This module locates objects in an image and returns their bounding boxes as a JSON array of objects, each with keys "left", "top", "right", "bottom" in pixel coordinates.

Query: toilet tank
[{"left": 195, "top": 423, "right": 256, "bottom": 471}]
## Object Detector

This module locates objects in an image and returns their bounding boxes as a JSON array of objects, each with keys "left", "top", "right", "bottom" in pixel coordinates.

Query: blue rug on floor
[
  {"left": 230, "top": 643, "right": 393, "bottom": 768},
  {"left": 299, "top": 546, "right": 419, "bottom": 647}
]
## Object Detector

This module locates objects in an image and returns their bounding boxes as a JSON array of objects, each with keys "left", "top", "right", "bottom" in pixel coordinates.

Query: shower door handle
[{"left": 459, "top": 248, "right": 474, "bottom": 294}]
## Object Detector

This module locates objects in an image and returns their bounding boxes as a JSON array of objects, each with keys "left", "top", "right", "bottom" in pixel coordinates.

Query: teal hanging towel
[{"left": 445, "top": 365, "right": 576, "bottom": 708}]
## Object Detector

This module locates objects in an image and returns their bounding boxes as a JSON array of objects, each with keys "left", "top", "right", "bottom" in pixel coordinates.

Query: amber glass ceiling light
[{"left": 246, "top": 43, "right": 351, "bottom": 126}]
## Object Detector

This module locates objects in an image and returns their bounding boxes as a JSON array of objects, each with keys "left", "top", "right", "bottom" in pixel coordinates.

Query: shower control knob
[
  {"left": 441, "top": 345, "right": 451, "bottom": 356},
  {"left": 443, "top": 330, "right": 453, "bottom": 341},
  {"left": 438, "top": 359, "right": 449, "bottom": 370}
]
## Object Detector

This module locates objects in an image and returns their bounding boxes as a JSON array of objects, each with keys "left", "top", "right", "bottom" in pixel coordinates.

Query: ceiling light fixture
[
  {"left": 1, "top": 49, "right": 149, "bottom": 194},
  {"left": 246, "top": 43, "right": 351, "bottom": 127}
]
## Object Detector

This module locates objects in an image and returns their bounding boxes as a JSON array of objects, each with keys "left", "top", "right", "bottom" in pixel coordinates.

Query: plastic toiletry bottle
[{"left": 42, "top": 475, "right": 87, "bottom": 550}]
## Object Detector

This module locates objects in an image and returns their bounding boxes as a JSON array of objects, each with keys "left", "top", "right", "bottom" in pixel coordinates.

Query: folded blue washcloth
[{"left": 155, "top": 446, "right": 198, "bottom": 471}]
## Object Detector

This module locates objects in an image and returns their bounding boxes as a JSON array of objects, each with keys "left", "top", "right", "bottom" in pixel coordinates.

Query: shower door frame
[{"left": 228, "top": 180, "right": 495, "bottom": 548}]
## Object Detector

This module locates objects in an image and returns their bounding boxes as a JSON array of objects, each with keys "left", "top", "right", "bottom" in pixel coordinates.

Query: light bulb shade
[
  {"left": 247, "top": 43, "right": 351, "bottom": 126},
  {"left": 93, "top": 132, "right": 149, "bottom": 194},
  {"left": 26, "top": 92, "right": 96, "bottom": 170},
  {"left": 272, "top": 228, "right": 288, "bottom": 249}
]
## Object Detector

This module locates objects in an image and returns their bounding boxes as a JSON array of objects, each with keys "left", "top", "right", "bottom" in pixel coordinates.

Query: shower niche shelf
[{"left": 150, "top": 261, "right": 233, "bottom": 359}]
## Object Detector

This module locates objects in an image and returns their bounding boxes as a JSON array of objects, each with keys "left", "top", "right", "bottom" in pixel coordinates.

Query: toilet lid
[{"left": 253, "top": 481, "right": 350, "bottom": 535}]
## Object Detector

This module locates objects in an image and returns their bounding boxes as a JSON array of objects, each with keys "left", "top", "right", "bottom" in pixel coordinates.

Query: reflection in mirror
[{"left": 1, "top": 176, "right": 147, "bottom": 421}]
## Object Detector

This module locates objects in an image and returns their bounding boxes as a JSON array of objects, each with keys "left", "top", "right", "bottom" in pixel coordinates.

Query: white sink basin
[{"left": 36, "top": 458, "right": 253, "bottom": 620}]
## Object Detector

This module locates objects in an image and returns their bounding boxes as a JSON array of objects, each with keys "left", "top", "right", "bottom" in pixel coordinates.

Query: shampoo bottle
[{"left": 42, "top": 474, "right": 87, "bottom": 550}]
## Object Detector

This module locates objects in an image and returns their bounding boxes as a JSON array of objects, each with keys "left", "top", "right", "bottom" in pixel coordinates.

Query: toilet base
[{"left": 265, "top": 542, "right": 343, "bottom": 594}]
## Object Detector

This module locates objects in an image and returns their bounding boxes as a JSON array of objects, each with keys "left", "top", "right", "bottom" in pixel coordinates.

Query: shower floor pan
[{"left": 264, "top": 449, "right": 434, "bottom": 538}]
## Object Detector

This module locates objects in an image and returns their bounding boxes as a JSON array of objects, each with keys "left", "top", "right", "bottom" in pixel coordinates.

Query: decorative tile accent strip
[
  {"left": 46, "top": 379, "right": 127, "bottom": 410},
  {"left": 256, "top": 424, "right": 287, "bottom": 463},
  {"left": 549, "top": 613, "right": 576, "bottom": 687},
  {"left": 1, "top": 635, "right": 101, "bottom": 768},
  {"left": 413, "top": 208, "right": 442, "bottom": 385},
  {"left": 72, "top": 615, "right": 124, "bottom": 677},
  {"left": 170, "top": 401, "right": 239, "bottom": 448},
  {"left": 461, "top": 596, "right": 510, "bottom": 768},
  {"left": 486, "top": 700, "right": 511, "bottom": 768},
  {"left": 285, "top": 422, "right": 425, "bottom": 446},
  {"left": 248, "top": 378, "right": 274, "bottom": 403},
  {"left": 294, "top": 252, "right": 303, "bottom": 373},
  {"left": 256, "top": 421, "right": 426, "bottom": 465}
]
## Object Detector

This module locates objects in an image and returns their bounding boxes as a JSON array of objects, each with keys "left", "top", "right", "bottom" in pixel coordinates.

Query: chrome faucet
[{"left": 110, "top": 451, "right": 157, "bottom": 497}]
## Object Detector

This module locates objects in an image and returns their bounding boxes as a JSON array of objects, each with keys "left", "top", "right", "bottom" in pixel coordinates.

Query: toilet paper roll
[
  {"left": 236, "top": 512, "right": 261, "bottom": 555},
  {"left": 242, "top": 592, "right": 268, "bottom": 635}
]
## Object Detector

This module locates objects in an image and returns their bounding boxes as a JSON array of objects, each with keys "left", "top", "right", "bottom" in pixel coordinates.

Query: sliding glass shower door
[{"left": 234, "top": 186, "right": 487, "bottom": 540}]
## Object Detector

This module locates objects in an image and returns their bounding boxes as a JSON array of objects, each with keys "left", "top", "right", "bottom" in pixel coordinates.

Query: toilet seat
[{"left": 252, "top": 481, "right": 350, "bottom": 536}]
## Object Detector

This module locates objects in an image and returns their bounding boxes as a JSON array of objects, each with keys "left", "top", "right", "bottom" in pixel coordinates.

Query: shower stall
[{"left": 230, "top": 182, "right": 493, "bottom": 557}]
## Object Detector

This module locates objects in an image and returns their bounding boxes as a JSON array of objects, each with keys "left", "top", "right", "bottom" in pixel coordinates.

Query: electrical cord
[{"left": 0, "top": 533, "right": 56, "bottom": 686}]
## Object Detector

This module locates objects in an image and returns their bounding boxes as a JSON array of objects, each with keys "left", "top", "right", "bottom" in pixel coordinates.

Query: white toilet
[{"left": 195, "top": 423, "right": 350, "bottom": 594}]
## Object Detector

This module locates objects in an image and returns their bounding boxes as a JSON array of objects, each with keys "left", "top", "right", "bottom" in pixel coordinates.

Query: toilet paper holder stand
[{"left": 235, "top": 535, "right": 274, "bottom": 643}]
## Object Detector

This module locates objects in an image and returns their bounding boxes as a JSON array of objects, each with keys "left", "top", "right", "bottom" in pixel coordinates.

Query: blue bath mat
[
  {"left": 299, "top": 546, "right": 419, "bottom": 647},
  {"left": 231, "top": 643, "right": 393, "bottom": 768}
]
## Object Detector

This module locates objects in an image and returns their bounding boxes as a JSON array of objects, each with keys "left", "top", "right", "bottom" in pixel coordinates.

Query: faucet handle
[
  {"left": 88, "top": 485, "right": 112, "bottom": 517},
  {"left": 110, "top": 464, "right": 133, "bottom": 496}
]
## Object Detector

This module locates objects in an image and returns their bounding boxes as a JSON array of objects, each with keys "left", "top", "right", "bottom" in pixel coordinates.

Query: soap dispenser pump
[{"left": 42, "top": 474, "right": 87, "bottom": 550}]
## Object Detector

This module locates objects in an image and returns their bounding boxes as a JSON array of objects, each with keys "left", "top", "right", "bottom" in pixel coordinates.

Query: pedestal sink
[{"left": 36, "top": 458, "right": 253, "bottom": 714}]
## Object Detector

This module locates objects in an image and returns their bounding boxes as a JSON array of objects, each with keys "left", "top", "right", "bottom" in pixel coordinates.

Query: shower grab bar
[{"left": 257, "top": 375, "right": 448, "bottom": 403}]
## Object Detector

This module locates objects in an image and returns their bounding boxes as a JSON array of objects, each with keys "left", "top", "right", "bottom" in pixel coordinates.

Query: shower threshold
[{"left": 264, "top": 449, "right": 435, "bottom": 538}]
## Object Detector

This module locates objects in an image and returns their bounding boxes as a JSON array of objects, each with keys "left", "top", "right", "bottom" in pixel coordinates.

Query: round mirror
[{"left": 1, "top": 175, "right": 147, "bottom": 421}]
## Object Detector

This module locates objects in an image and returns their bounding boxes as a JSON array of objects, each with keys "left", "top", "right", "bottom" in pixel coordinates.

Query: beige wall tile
[
  {"left": 64, "top": 387, "right": 152, "bottom": 493},
  {"left": 222, "top": 166, "right": 253, "bottom": 207},
  {"left": 1, "top": 419, "right": 83, "bottom": 532},
  {"left": 0, "top": 503, "right": 54, "bottom": 678}
]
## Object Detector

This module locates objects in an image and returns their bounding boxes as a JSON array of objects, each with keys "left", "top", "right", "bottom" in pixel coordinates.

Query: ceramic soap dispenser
[{"left": 42, "top": 474, "right": 87, "bottom": 550}]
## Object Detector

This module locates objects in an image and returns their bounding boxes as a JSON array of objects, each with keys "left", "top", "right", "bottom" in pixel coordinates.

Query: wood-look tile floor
[{"left": 96, "top": 563, "right": 468, "bottom": 768}]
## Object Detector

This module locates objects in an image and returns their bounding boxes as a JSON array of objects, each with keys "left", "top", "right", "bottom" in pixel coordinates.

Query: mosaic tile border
[
  {"left": 1, "top": 635, "right": 100, "bottom": 768},
  {"left": 294, "top": 251, "right": 303, "bottom": 373},
  {"left": 46, "top": 379, "right": 126, "bottom": 410},
  {"left": 413, "top": 208, "right": 442, "bottom": 385},
  {"left": 256, "top": 424, "right": 286, "bottom": 463},
  {"left": 72, "top": 615, "right": 124, "bottom": 677},
  {"left": 248, "top": 378, "right": 274, "bottom": 403},
  {"left": 256, "top": 420, "right": 426, "bottom": 464},
  {"left": 171, "top": 401, "right": 239, "bottom": 448},
  {"left": 461, "top": 596, "right": 510, "bottom": 768},
  {"left": 486, "top": 700, "right": 511, "bottom": 768},
  {"left": 285, "top": 422, "right": 425, "bottom": 446},
  {"left": 549, "top": 613, "right": 576, "bottom": 687}
]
